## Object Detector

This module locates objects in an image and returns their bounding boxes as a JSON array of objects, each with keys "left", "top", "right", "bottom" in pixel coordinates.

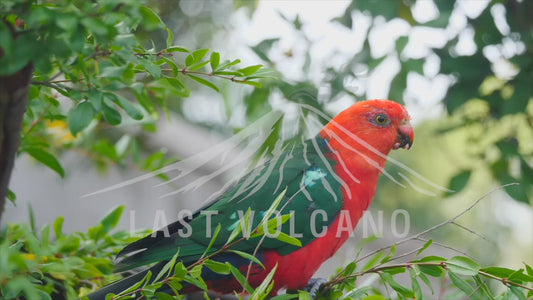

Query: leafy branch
[{"left": 318, "top": 183, "right": 531, "bottom": 299}]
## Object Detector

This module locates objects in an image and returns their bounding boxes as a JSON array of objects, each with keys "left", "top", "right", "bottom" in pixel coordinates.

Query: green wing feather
[{"left": 114, "top": 137, "right": 344, "bottom": 272}]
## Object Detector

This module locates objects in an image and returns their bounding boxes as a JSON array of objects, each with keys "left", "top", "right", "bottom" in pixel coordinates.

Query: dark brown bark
[{"left": 0, "top": 45, "right": 33, "bottom": 224}]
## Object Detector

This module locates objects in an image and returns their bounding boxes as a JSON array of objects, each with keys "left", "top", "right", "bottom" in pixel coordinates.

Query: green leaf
[
  {"left": 229, "top": 250, "right": 265, "bottom": 269},
  {"left": 361, "top": 251, "right": 386, "bottom": 271},
  {"left": 165, "top": 46, "right": 190, "bottom": 53},
  {"left": 174, "top": 262, "right": 188, "bottom": 278},
  {"left": 239, "top": 80, "right": 262, "bottom": 88},
  {"left": 251, "top": 38, "right": 279, "bottom": 62},
  {"left": 81, "top": 18, "right": 109, "bottom": 37},
  {"left": 100, "top": 206, "right": 124, "bottom": 234},
  {"left": 154, "top": 292, "right": 177, "bottom": 300},
  {"left": 418, "top": 272, "right": 435, "bottom": 294},
  {"left": 7, "top": 189, "right": 16, "bottom": 204},
  {"left": 185, "top": 274, "right": 208, "bottom": 291},
  {"left": 410, "top": 267, "right": 423, "bottom": 300},
  {"left": 187, "top": 74, "right": 219, "bottom": 91},
  {"left": 210, "top": 52, "right": 220, "bottom": 70},
  {"left": 201, "top": 223, "right": 222, "bottom": 259},
  {"left": 446, "top": 256, "right": 480, "bottom": 276},
  {"left": 55, "top": 13, "right": 78, "bottom": 31},
  {"left": 139, "top": 5, "right": 165, "bottom": 31},
  {"left": 274, "top": 232, "right": 302, "bottom": 247},
  {"left": 188, "top": 60, "right": 210, "bottom": 71},
  {"left": 102, "top": 100, "right": 122, "bottom": 125},
  {"left": 446, "top": 170, "right": 472, "bottom": 196},
  {"left": 165, "top": 77, "right": 190, "bottom": 97},
  {"left": 25, "top": 147, "right": 65, "bottom": 178},
  {"left": 138, "top": 57, "right": 162, "bottom": 78},
  {"left": 380, "top": 244, "right": 397, "bottom": 264},
  {"left": 481, "top": 267, "right": 533, "bottom": 282},
  {"left": 251, "top": 264, "right": 277, "bottom": 297},
  {"left": 185, "top": 49, "right": 210, "bottom": 66},
  {"left": 509, "top": 286, "right": 527, "bottom": 300},
  {"left": 226, "top": 263, "right": 254, "bottom": 294},
  {"left": 381, "top": 272, "right": 414, "bottom": 297},
  {"left": 115, "top": 135, "right": 131, "bottom": 157},
  {"left": 204, "top": 260, "right": 231, "bottom": 275},
  {"left": 161, "top": 57, "right": 178, "bottom": 76},
  {"left": 167, "top": 278, "right": 183, "bottom": 294},
  {"left": 189, "top": 265, "right": 203, "bottom": 278},
  {"left": 259, "top": 188, "right": 287, "bottom": 226},
  {"left": 214, "top": 59, "right": 241, "bottom": 71},
  {"left": 154, "top": 250, "right": 180, "bottom": 282},
  {"left": 68, "top": 101, "right": 95, "bottom": 136},
  {"left": 237, "top": 65, "right": 263, "bottom": 76},
  {"left": 165, "top": 27, "right": 174, "bottom": 48},
  {"left": 114, "top": 95, "right": 144, "bottom": 120},
  {"left": 448, "top": 271, "right": 475, "bottom": 296},
  {"left": 362, "top": 296, "right": 386, "bottom": 300},
  {"left": 419, "top": 264, "right": 445, "bottom": 277},
  {"left": 100, "top": 65, "right": 130, "bottom": 79},
  {"left": 271, "top": 294, "right": 299, "bottom": 300},
  {"left": 117, "top": 271, "right": 152, "bottom": 297},
  {"left": 417, "top": 239, "right": 433, "bottom": 255},
  {"left": 525, "top": 263, "right": 533, "bottom": 276},
  {"left": 53, "top": 216, "right": 64, "bottom": 238},
  {"left": 342, "top": 262, "right": 357, "bottom": 276}
]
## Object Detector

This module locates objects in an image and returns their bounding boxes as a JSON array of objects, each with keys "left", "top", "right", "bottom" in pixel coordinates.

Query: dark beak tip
[{"left": 394, "top": 130, "right": 413, "bottom": 150}]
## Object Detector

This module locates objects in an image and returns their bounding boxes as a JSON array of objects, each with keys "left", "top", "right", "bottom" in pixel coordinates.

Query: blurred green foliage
[
  {"left": 0, "top": 206, "right": 144, "bottom": 299},
  {"left": 0, "top": 0, "right": 271, "bottom": 194}
]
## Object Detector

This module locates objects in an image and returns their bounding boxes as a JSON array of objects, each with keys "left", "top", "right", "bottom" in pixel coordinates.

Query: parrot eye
[{"left": 374, "top": 113, "right": 389, "bottom": 126}]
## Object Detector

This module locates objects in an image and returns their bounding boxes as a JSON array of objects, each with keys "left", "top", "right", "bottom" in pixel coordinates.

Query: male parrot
[{"left": 87, "top": 99, "right": 413, "bottom": 299}]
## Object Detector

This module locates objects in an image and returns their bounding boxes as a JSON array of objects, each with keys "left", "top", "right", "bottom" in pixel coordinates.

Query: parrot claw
[{"left": 304, "top": 277, "right": 327, "bottom": 298}]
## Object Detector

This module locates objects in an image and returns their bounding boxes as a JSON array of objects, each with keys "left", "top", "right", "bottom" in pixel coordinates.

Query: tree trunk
[{"left": 0, "top": 55, "right": 33, "bottom": 224}]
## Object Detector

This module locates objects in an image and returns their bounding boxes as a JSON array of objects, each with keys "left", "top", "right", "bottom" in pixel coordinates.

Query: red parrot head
[{"left": 321, "top": 99, "right": 414, "bottom": 164}]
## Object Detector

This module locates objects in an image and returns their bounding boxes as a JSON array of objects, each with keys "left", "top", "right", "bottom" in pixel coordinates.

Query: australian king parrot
[{"left": 86, "top": 99, "right": 414, "bottom": 298}]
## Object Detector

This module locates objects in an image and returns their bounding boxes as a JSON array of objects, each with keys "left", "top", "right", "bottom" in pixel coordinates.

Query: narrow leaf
[
  {"left": 204, "top": 260, "right": 230, "bottom": 275},
  {"left": 417, "top": 239, "right": 433, "bottom": 255},
  {"left": 114, "top": 95, "right": 144, "bottom": 120},
  {"left": 226, "top": 263, "right": 254, "bottom": 293},
  {"left": 25, "top": 147, "right": 65, "bottom": 178},
  {"left": 165, "top": 46, "right": 190, "bottom": 53},
  {"left": 154, "top": 249, "right": 180, "bottom": 282},
  {"left": 201, "top": 223, "right": 221, "bottom": 259},
  {"left": 165, "top": 77, "right": 190, "bottom": 96},
  {"left": 100, "top": 206, "right": 124, "bottom": 233},
  {"left": 53, "top": 216, "right": 64, "bottom": 238},
  {"left": 237, "top": 64, "right": 263, "bottom": 76},
  {"left": 188, "top": 74, "right": 220, "bottom": 92},
  {"left": 165, "top": 28, "right": 174, "bottom": 48},
  {"left": 275, "top": 231, "right": 302, "bottom": 247},
  {"left": 448, "top": 271, "right": 475, "bottom": 296},
  {"left": 229, "top": 250, "right": 265, "bottom": 269},
  {"left": 239, "top": 80, "right": 262, "bottom": 88}
]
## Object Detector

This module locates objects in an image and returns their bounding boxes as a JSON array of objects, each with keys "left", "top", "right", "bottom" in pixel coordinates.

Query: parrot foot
[{"left": 304, "top": 277, "right": 327, "bottom": 298}]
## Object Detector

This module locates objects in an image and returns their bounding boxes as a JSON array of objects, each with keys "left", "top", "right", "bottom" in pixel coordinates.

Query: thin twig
[
  {"left": 323, "top": 183, "right": 520, "bottom": 295},
  {"left": 356, "top": 183, "right": 518, "bottom": 264},
  {"left": 451, "top": 221, "right": 490, "bottom": 242},
  {"left": 414, "top": 237, "right": 473, "bottom": 258}
]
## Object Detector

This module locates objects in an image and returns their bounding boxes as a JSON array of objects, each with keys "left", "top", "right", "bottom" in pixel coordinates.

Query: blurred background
[{"left": 3, "top": 0, "right": 532, "bottom": 297}]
